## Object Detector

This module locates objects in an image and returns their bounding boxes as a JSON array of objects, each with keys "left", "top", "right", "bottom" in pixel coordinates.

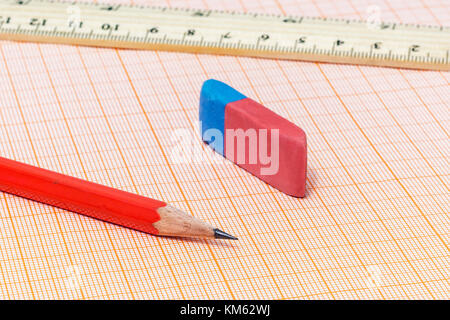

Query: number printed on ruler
[{"left": 0, "top": 0, "right": 449, "bottom": 70}]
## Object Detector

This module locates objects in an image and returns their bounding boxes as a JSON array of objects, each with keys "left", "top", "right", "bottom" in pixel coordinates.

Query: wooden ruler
[{"left": 0, "top": 0, "right": 448, "bottom": 70}]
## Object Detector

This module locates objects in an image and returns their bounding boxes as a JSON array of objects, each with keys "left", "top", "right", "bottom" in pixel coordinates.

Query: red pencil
[{"left": 0, "top": 156, "right": 237, "bottom": 240}]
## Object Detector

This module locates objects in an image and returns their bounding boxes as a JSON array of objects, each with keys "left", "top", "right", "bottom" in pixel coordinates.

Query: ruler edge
[{"left": 1, "top": 33, "right": 448, "bottom": 71}]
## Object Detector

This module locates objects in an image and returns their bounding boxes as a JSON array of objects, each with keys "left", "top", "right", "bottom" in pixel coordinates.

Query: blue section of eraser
[{"left": 199, "top": 79, "right": 246, "bottom": 155}]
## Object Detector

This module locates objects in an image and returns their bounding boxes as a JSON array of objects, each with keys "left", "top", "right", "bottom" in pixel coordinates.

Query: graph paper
[{"left": 0, "top": 0, "right": 448, "bottom": 299}]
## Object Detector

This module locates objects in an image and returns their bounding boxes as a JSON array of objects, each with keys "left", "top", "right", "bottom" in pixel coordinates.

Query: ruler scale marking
[
  {"left": 1, "top": 3, "right": 448, "bottom": 41},
  {"left": 0, "top": 0, "right": 448, "bottom": 70}
]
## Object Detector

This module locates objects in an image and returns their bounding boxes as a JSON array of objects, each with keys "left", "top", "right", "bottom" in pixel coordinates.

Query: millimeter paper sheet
[{"left": 0, "top": 0, "right": 448, "bottom": 299}]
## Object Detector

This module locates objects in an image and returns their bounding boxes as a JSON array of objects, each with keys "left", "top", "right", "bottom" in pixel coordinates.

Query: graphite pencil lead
[{"left": 214, "top": 229, "right": 238, "bottom": 240}]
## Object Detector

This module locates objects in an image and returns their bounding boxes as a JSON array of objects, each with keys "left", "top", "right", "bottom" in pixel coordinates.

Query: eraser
[{"left": 199, "top": 79, "right": 307, "bottom": 197}]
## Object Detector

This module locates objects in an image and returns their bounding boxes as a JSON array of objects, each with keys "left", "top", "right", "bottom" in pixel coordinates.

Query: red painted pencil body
[{"left": 0, "top": 156, "right": 165, "bottom": 235}]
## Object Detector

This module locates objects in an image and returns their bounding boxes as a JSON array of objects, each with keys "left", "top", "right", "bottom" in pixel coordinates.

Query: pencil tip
[{"left": 214, "top": 229, "right": 238, "bottom": 240}]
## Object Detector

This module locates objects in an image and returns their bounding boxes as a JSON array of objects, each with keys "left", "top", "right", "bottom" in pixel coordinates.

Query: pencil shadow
[{"left": 158, "top": 235, "right": 240, "bottom": 248}]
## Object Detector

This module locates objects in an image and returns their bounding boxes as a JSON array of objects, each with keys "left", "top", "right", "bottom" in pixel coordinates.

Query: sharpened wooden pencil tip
[
  {"left": 214, "top": 229, "right": 238, "bottom": 240},
  {"left": 155, "top": 205, "right": 238, "bottom": 240}
]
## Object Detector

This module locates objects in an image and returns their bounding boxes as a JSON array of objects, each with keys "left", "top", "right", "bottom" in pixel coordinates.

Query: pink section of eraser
[{"left": 224, "top": 98, "right": 307, "bottom": 197}]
